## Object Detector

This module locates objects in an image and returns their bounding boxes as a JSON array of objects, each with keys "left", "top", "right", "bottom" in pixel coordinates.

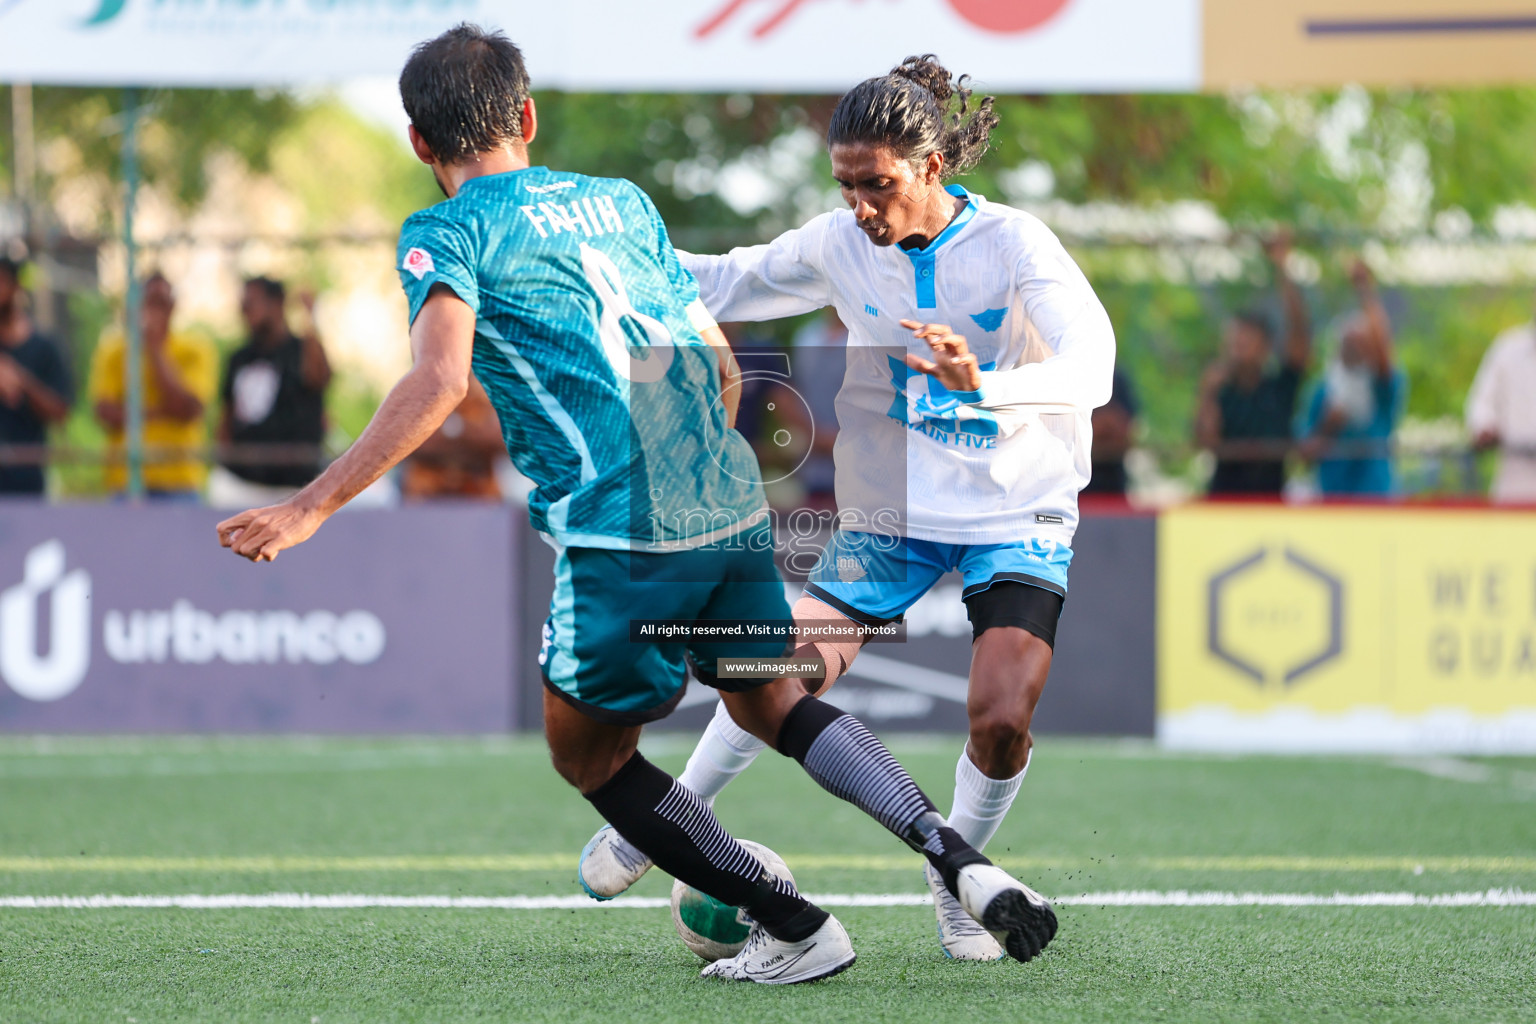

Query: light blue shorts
[{"left": 804, "top": 532, "right": 1072, "bottom": 626}]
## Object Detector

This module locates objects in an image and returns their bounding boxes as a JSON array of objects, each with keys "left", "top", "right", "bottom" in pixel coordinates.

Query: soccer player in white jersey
[
  {"left": 218, "top": 31, "right": 1057, "bottom": 983},
  {"left": 581, "top": 55, "right": 1114, "bottom": 961}
]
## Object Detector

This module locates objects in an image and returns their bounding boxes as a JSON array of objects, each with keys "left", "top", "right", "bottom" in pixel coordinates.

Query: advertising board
[
  {"left": 0, "top": 505, "right": 517, "bottom": 733},
  {"left": 0, "top": 0, "right": 1197, "bottom": 91},
  {"left": 1159, "top": 504, "right": 1536, "bottom": 753}
]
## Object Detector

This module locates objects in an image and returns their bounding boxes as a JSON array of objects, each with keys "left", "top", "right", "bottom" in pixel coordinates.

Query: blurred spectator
[
  {"left": 774, "top": 308, "right": 845, "bottom": 511},
  {"left": 1465, "top": 307, "right": 1536, "bottom": 503},
  {"left": 209, "top": 277, "right": 331, "bottom": 508},
  {"left": 89, "top": 272, "right": 216, "bottom": 501},
  {"left": 1082, "top": 367, "right": 1139, "bottom": 496},
  {"left": 1195, "top": 234, "right": 1312, "bottom": 496},
  {"left": 401, "top": 377, "right": 504, "bottom": 500},
  {"left": 0, "top": 257, "right": 72, "bottom": 496},
  {"left": 1297, "top": 261, "right": 1406, "bottom": 497}
]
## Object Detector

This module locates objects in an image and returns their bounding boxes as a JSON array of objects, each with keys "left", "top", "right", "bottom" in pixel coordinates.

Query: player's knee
[
  {"left": 546, "top": 747, "right": 587, "bottom": 790},
  {"left": 790, "top": 641, "right": 848, "bottom": 695},
  {"left": 969, "top": 706, "right": 1028, "bottom": 760},
  {"left": 719, "top": 684, "right": 792, "bottom": 746},
  {"left": 790, "top": 596, "right": 866, "bottom": 695},
  {"left": 967, "top": 709, "right": 1030, "bottom": 778},
  {"left": 547, "top": 745, "right": 621, "bottom": 795}
]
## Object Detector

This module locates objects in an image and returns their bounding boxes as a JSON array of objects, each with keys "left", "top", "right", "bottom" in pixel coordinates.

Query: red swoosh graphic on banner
[
  {"left": 946, "top": 0, "right": 1072, "bottom": 33},
  {"left": 694, "top": 0, "right": 1071, "bottom": 40}
]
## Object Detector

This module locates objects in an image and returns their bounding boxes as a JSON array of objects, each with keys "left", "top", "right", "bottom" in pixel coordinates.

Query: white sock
[
  {"left": 676, "top": 700, "right": 768, "bottom": 805},
  {"left": 947, "top": 747, "right": 1029, "bottom": 851}
]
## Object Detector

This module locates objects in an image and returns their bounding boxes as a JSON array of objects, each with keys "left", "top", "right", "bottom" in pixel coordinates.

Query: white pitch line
[
  {"left": 1054, "top": 890, "right": 1536, "bottom": 907},
  {"left": 0, "top": 894, "right": 679, "bottom": 910},
  {"left": 0, "top": 890, "right": 1532, "bottom": 910}
]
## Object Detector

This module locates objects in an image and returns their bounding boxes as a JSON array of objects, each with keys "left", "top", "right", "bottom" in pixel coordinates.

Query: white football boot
[
  {"left": 924, "top": 862, "right": 1006, "bottom": 960},
  {"left": 700, "top": 915, "right": 856, "bottom": 985},
  {"left": 951, "top": 863, "right": 1058, "bottom": 962},
  {"left": 577, "top": 825, "right": 654, "bottom": 900}
]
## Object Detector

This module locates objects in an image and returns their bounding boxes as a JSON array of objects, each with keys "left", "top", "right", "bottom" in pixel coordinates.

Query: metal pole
[
  {"left": 122, "top": 87, "right": 144, "bottom": 500},
  {"left": 11, "top": 83, "right": 35, "bottom": 228}
]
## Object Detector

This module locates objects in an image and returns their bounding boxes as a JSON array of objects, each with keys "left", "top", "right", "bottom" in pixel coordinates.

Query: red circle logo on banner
[{"left": 946, "top": 0, "right": 1073, "bottom": 33}]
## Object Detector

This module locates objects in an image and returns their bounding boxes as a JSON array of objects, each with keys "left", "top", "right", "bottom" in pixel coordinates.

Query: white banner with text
[{"left": 0, "top": 0, "right": 1200, "bottom": 91}]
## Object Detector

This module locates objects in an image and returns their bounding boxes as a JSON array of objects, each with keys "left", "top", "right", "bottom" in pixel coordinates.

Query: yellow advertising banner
[
  {"left": 1205, "top": 0, "right": 1536, "bottom": 88},
  {"left": 1158, "top": 505, "right": 1536, "bottom": 751}
]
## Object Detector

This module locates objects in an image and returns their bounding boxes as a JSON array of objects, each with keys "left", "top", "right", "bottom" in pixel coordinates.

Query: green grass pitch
[{"left": 0, "top": 734, "right": 1532, "bottom": 1023}]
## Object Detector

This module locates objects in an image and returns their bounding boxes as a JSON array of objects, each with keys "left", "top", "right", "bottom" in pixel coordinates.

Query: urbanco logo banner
[
  {"left": 0, "top": 505, "right": 516, "bottom": 733},
  {"left": 0, "top": 541, "right": 91, "bottom": 702}
]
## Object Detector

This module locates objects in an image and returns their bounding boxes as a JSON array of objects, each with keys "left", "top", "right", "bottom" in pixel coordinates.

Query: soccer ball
[{"left": 669, "top": 840, "right": 794, "bottom": 962}]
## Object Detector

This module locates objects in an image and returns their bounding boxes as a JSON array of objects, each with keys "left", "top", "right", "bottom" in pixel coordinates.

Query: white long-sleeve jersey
[
  {"left": 1465, "top": 324, "right": 1536, "bottom": 501},
  {"left": 682, "top": 186, "right": 1115, "bottom": 546}
]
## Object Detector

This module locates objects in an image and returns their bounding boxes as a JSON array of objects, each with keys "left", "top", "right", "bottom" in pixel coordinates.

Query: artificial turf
[{"left": 0, "top": 735, "right": 1532, "bottom": 1022}]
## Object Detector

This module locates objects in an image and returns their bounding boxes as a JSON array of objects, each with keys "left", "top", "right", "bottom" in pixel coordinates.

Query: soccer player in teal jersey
[
  {"left": 398, "top": 154, "right": 765, "bottom": 551},
  {"left": 217, "top": 24, "right": 1053, "bottom": 981}
]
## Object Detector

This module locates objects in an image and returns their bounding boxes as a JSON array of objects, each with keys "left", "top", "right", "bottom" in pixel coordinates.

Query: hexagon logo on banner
[{"left": 1207, "top": 546, "right": 1343, "bottom": 688}]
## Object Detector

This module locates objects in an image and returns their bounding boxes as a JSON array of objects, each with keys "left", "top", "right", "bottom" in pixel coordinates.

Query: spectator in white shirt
[{"left": 1466, "top": 317, "right": 1536, "bottom": 503}]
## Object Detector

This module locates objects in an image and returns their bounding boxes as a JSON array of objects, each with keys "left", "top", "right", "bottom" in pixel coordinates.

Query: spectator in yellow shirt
[{"left": 89, "top": 272, "right": 217, "bottom": 499}]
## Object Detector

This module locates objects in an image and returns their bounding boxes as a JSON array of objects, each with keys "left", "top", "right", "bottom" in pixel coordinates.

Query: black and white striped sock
[
  {"left": 777, "top": 696, "right": 989, "bottom": 892},
  {"left": 584, "top": 751, "right": 827, "bottom": 942}
]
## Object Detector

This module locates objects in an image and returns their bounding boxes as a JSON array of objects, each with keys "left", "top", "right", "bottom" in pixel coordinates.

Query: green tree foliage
[
  {"left": 982, "top": 90, "right": 1536, "bottom": 234},
  {"left": 6, "top": 83, "right": 1536, "bottom": 487},
  {"left": 9, "top": 83, "right": 1536, "bottom": 247},
  {"left": 1, "top": 86, "right": 301, "bottom": 221},
  {"left": 530, "top": 91, "right": 839, "bottom": 249},
  {"left": 529, "top": 87, "right": 1536, "bottom": 242},
  {"left": 267, "top": 99, "right": 440, "bottom": 233},
  {"left": 532, "top": 87, "right": 1536, "bottom": 467}
]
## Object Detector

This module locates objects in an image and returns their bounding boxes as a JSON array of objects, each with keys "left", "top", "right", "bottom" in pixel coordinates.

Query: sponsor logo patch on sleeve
[{"left": 402, "top": 247, "right": 435, "bottom": 280}]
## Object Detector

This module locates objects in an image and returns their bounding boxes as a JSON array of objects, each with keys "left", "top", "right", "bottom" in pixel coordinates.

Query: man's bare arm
[
  {"left": 1351, "top": 260, "right": 1395, "bottom": 376},
  {"left": 94, "top": 398, "right": 125, "bottom": 432},
  {"left": 1, "top": 356, "right": 70, "bottom": 423},
  {"left": 1194, "top": 362, "right": 1227, "bottom": 450},
  {"left": 217, "top": 288, "right": 475, "bottom": 562},
  {"left": 1267, "top": 234, "right": 1312, "bottom": 372},
  {"left": 298, "top": 292, "right": 334, "bottom": 392},
  {"left": 699, "top": 323, "right": 742, "bottom": 428},
  {"left": 146, "top": 344, "right": 205, "bottom": 422}
]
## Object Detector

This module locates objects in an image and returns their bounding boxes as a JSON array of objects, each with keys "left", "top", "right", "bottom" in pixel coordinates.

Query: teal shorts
[{"left": 539, "top": 526, "right": 794, "bottom": 725}]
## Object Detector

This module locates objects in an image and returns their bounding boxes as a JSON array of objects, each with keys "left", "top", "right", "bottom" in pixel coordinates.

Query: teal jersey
[{"left": 396, "top": 168, "right": 765, "bottom": 549}]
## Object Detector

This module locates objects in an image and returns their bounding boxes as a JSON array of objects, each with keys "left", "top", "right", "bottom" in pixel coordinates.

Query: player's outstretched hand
[
  {"left": 899, "top": 319, "right": 982, "bottom": 393},
  {"left": 217, "top": 499, "right": 326, "bottom": 563}
]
